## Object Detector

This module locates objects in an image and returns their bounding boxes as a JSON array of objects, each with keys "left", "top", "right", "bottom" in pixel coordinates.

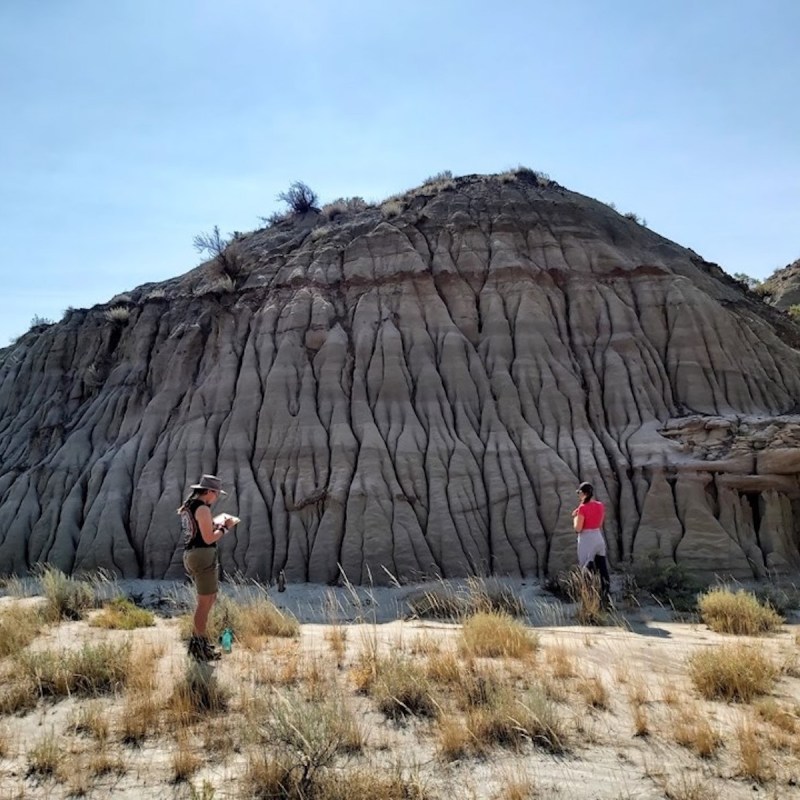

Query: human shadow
[
  {"left": 183, "top": 658, "right": 226, "bottom": 711},
  {"left": 626, "top": 620, "right": 672, "bottom": 638}
]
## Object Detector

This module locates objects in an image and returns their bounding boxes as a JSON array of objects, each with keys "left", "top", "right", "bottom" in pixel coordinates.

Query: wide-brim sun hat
[{"left": 190, "top": 474, "right": 227, "bottom": 495}]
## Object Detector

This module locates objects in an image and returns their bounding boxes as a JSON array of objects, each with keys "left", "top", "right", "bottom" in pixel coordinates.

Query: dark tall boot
[{"left": 593, "top": 555, "right": 612, "bottom": 608}]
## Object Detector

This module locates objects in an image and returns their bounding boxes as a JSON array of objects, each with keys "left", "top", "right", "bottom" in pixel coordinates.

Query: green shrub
[
  {"left": 632, "top": 553, "right": 703, "bottom": 611},
  {"left": 698, "top": 587, "right": 782, "bottom": 635}
]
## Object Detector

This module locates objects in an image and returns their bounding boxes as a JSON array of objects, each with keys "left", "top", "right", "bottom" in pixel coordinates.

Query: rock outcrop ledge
[{"left": 1, "top": 172, "right": 799, "bottom": 583}]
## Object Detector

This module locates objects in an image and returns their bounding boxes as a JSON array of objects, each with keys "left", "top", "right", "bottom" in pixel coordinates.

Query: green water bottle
[{"left": 220, "top": 627, "right": 233, "bottom": 653}]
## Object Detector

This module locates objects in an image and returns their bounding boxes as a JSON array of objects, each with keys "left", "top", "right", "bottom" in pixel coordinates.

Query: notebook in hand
[{"left": 213, "top": 513, "right": 241, "bottom": 530}]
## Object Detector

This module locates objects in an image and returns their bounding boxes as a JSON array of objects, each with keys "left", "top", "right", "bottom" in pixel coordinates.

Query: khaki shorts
[{"left": 183, "top": 547, "right": 219, "bottom": 596}]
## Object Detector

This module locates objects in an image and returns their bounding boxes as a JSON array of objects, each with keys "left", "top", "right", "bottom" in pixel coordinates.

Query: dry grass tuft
[
  {"left": 171, "top": 737, "right": 202, "bottom": 783},
  {"left": 90, "top": 597, "right": 155, "bottom": 629},
  {"left": 698, "top": 587, "right": 783, "bottom": 635},
  {"left": 671, "top": 706, "right": 722, "bottom": 757},
  {"left": 182, "top": 592, "right": 299, "bottom": 648},
  {"left": 120, "top": 692, "right": 161, "bottom": 745},
  {"left": 26, "top": 730, "right": 60, "bottom": 777},
  {"left": 562, "top": 569, "right": 606, "bottom": 625},
  {"left": 576, "top": 674, "right": 610, "bottom": 710},
  {"left": 167, "top": 665, "right": 230, "bottom": 725},
  {"left": 68, "top": 701, "right": 110, "bottom": 742},
  {"left": 316, "top": 766, "right": 435, "bottom": 799},
  {"left": 19, "top": 641, "right": 132, "bottom": 698},
  {"left": 459, "top": 611, "right": 538, "bottom": 659},
  {"left": 425, "top": 650, "right": 464, "bottom": 686},
  {"left": 688, "top": 643, "right": 778, "bottom": 702},
  {"left": 325, "top": 625, "right": 347, "bottom": 667},
  {"left": 467, "top": 684, "right": 567, "bottom": 754},
  {"left": 630, "top": 701, "right": 649, "bottom": 737},
  {"left": 368, "top": 655, "right": 438, "bottom": 720},
  {"left": 88, "top": 747, "right": 126, "bottom": 777},
  {"left": 245, "top": 751, "right": 298, "bottom": 798},
  {"left": 544, "top": 642, "right": 577, "bottom": 678},
  {"left": 438, "top": 713, "right": 472, "bottom": 760},
  {"left": 735, "top": 718, "right": 772, "bottom": 782},
  {"left": 0, "top": 602, "right": 45, "bottom": 658},
  {"left": 493, "top": 768, "right": 537, "bottom": 800},
  {"left": 754, "top": 698, "right": 798, "bottom": 734},
  {"left": 662, "top": 774, "right": 720, "bottom": 800}
]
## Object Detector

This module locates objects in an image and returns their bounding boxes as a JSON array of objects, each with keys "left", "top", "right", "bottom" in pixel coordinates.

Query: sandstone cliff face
[{"left": 1, "top": 173, "right": 799, "bottom": 584}]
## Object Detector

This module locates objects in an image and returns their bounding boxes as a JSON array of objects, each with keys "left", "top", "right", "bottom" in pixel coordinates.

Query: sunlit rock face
[
  {"left": 1, "top": 173, "right": 799, "bottom": 584},
  {"left": 762, "top": 258, "right": 800, "bottom": 310}
]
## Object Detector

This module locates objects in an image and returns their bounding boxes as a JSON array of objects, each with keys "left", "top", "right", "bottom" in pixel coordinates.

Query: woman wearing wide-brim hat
[{"left": 179, "top": 474, "right": 235, "bottom": 661}]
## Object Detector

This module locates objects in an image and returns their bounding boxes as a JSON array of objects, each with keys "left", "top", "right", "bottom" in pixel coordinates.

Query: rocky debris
[
  {"left": 761, "top": 257, "right": 800, "bottom": 310},
  {"left": 1, "top": 172, "right": 799, "bottom": 584}
]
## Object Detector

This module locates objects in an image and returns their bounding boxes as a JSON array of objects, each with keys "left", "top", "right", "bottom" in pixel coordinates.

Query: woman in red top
[{"left": 572, "top": 481, "right": 611, "bottom": 606}]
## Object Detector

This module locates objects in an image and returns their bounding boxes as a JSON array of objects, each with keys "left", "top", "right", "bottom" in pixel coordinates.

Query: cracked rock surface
[{"left": 1, "top": 173, "right": 799, "bottom": 583}]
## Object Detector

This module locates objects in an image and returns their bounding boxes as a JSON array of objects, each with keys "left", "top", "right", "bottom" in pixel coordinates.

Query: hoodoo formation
[{"left": 1, "top": 171, "right": 799, "bottom": 584}]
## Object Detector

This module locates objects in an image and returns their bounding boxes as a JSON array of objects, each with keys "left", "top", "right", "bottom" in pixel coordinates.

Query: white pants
[{"left": 577, "top": 529, "right": 607, "bottom": 568}]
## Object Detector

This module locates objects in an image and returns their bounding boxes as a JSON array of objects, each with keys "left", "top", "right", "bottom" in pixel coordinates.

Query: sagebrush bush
[
  {"left": 277, "top": 181, "right": 318, "bottom": 214},
  {"left": 459, "top": 611, "right": 538, "bottom": 658},
  {"left": 688, "top": 643, "right": 778, "bottom": 702},
  {"left": 631, "top": 554, "right": 703, "bottom": 611},
  {"left": 90, "top": 597, "right": 155, "bottom": 630},
  {"left": 698, "top": 587, "right": 783, "bottom": 635},
  {"left": 255, "top": 691, "right": 363, "bottom": 797},
  {"left": 40, "top": 566, "right": 95, "bottom": 621}
]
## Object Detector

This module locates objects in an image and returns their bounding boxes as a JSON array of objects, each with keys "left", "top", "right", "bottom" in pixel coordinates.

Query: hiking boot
[
  {"left": 202, "top": 638, "right": 222, "bottom": 661},
  {"left": 188, "top": 635, "right": 221, "bottom": 661}
]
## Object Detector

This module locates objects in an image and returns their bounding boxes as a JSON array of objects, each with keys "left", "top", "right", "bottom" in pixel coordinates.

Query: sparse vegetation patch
[
  {"left": 698, "top": 587, "right": 783, "bottom": 635},
  {"left": 687, "top": 643, "right": 778, "bottom": 702}
]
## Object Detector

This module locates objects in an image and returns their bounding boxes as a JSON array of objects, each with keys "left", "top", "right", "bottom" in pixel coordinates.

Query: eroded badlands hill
[{"left": 1, "top": 172, "right": 799, "bottom": 583}]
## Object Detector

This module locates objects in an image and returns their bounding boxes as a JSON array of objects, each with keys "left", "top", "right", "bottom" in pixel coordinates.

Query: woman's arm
[
  {"left": 573, "top": 511, "right": 584, "bottom": 533},
  {"left": 195, "top": 505, "right": 226, "bottom": 545}
]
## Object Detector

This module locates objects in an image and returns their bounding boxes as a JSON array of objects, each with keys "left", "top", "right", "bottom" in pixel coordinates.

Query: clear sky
[{"left": 1, "top": 0, "right": 798, "bottom": 345}]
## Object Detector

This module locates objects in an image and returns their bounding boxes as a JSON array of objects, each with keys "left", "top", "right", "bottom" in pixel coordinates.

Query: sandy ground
[{"left": 1, "top": 578, "right": 799, "bottom": 799}]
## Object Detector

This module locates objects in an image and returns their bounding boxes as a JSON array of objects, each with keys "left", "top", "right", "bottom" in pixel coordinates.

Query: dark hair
[
  {"left": 578, "top": 482, "right": 594, "bottom": 504},
  {"left": 177, "top": 489, "right": 203, "bottom": 514}
]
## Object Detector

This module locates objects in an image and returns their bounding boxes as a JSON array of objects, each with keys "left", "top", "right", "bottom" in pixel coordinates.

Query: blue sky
[{"left": 1, "top": 0, "right": 798, "bottom": 344}]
